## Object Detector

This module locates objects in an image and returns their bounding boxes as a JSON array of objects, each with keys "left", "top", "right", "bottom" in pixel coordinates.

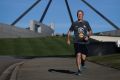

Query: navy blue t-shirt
[{"left": 69, "top": 20, "right": 92, "bottom": 44}]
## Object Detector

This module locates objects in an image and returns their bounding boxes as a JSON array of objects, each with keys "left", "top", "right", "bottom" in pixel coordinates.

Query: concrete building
[
  {"left": 94, "top": 30, "right": 120, "bottom": 37},
  {"left": 29, "top": 20, "right": 54, "bottom": 36},
  {"left": 0, "top": 23, "right": 43, "bottom": 38},
  {"left": 0, "top": 20, "right": 55, "bottom": 38}
]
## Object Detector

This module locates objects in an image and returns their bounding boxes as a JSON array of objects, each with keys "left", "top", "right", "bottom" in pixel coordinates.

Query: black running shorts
[{"left": 74, "top": 43, "right": 88, "bottom": 55}]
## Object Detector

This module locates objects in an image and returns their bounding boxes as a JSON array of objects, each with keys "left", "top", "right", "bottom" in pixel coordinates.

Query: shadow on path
[{"left": 48, "top": 69, "right": 76, "bottom": 74}]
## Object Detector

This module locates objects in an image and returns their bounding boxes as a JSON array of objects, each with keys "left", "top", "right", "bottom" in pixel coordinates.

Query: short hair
[{"left": 77, "top": 10, "right": 84, "bottom": 16}]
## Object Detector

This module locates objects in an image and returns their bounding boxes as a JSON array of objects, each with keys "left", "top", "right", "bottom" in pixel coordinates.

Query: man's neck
[{"left": 78, "top": 19, "right": 83, "bottom": 22}]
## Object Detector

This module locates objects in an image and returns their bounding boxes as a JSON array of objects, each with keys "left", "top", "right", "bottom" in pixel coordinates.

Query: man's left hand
[{"left": 84, "top": 36, "right": 89, "bottom": 41}]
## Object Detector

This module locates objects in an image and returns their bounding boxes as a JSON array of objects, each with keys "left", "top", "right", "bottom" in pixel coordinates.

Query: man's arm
[
  {"left": 88, "top": 30, "right": 92, "bottom": 37},
  {"left": 67, "top": 22, "right": 74, "bottom": 45},
  {"left": 84, "top": 21, "right": 93, "bottom": 40},
  {"left": 86, "top": 21, "right": 93, "bottom": 37},
  {"left": 84, "top": 30, "right": 92, "bottom": 41},
  {"left": 67, "top": 31, "right": 71, "bottom": 45}
]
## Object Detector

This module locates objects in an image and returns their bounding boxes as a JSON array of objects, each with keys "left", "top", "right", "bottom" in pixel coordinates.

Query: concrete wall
[
  {"left": 39, "top": 23, "right": 54, "bottom": 36},
  {"left": 87, "top": 42, "right": 120, "bottom": 56},
  {"left": 91, "top": 36, "right": 120, "bottom": 42},
  {"left": 29, "top": 20, "right": 54, "bottom": 36},
  {"left": 0, "top": 23, "right": 44, "bottom": 38},
  {"left": 95, "top": 30, "right": 120, "bottom": 37}
]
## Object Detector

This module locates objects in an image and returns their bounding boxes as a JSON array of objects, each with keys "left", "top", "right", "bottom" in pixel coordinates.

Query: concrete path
[
  {"left": 16, "top": 58, "right": 120, "bottom": 80},
  {"left": 0, "top": 56, "right": 23, "bottom": 76}
]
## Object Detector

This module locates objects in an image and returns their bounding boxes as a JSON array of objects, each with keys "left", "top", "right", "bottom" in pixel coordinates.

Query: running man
[{"left": 67, "top": 10, "right": 92, "bottom": 75}]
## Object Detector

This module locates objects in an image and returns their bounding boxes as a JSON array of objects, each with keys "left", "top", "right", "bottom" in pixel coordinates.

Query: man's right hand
[
  {"left": 67, "top": 40, "right": 71, "bottom": 45},
  {"left": 67, "top": 31, "right": 71, "bottom": 45}
]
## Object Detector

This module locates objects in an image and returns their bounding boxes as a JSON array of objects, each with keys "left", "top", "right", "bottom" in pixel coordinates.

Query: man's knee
[
  {"left": 82, "top": 54, "right": 86, "bottom": 60},
  {"left": 76, "top": 53, "right": 81, "bottom": 57}
]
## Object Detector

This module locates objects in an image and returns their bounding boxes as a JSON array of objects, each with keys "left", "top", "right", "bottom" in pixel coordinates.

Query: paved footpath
[
  {"left": 16, "top": 58, "right": 120, "bottom": 80},
  {"left": 0, "top": 56, "right": 23, "bottom": 75}
]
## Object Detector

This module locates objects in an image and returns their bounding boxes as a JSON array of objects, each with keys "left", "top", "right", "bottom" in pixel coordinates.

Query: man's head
[{"left": 77, "top": 10, "right": 84, "bottom": 21}]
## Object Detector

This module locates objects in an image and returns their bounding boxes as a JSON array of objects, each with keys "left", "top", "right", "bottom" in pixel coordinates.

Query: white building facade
[{"left": 29, "top": 20, "right": 54, "bottom": 36}]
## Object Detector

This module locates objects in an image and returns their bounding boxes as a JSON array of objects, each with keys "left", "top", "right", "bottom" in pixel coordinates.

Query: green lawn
[
  {"left": 88, "top": 54, "right": 120, "bottom": 70},
  {"left": 0, "top": 37, "right": 120, "bottom": 69},
  {"left": 0, "top": 36, "right": 74, "bottom": 56}
]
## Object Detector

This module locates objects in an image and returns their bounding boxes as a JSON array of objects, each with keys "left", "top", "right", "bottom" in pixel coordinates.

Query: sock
[{"left": 78, "top": 65, "right": 81, "bottom": 71}]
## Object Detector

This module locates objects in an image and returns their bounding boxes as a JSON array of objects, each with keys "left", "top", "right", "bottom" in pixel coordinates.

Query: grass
[
  {"left": 0, "top": 36, "right": 74, "bottom": 56},
  {"left": 0, "top": 36, "right": 120, "bottom": 69},
  {"left": 88, "top": 54, "right": 120, "bottom": 70}
]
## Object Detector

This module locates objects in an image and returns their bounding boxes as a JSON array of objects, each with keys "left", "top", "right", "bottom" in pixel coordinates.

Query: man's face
[{"left": 77, "top": 12, "right": 84, "bottom": 20}]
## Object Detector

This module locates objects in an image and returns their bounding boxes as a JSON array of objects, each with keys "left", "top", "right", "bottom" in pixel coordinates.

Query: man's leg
[
  {"left": 81, "top": 44, "right": 88, "bottom": 67},
  {"left": 81, "top": 54, "right": 86, "bottom": 67},
  {"left": 76, "top": 53, "right": 81, "bottom": 70},
  {"left": 75, "top": 53, "right": 82, "bottom": 75}
]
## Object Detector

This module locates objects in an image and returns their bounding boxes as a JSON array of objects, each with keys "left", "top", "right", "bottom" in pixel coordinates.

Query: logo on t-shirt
[{"left": 78, "top": 27, "right": 87, "bottom": 39}]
